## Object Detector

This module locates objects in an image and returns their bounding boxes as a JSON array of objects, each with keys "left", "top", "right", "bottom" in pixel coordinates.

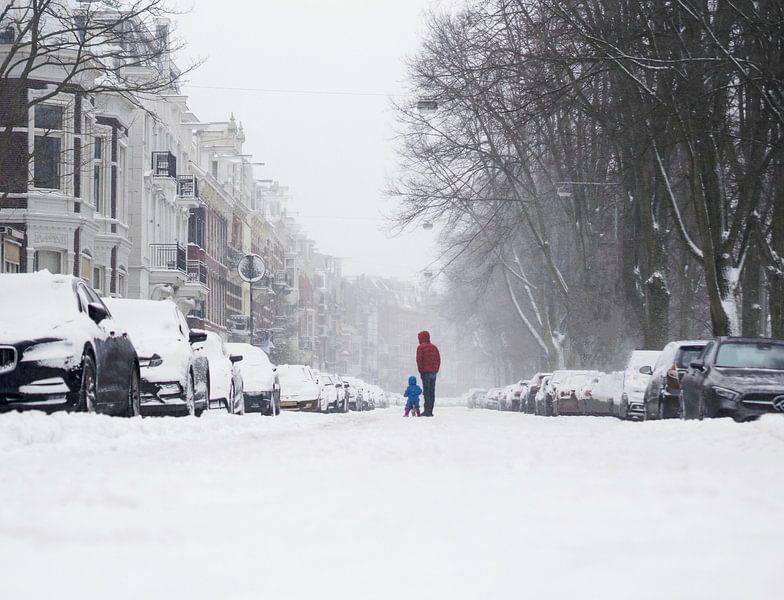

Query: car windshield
[
  {"left": 715, "top": 342, "right": 784, "bottom": 370},
  {"left": 677, "top": 346, "right": 705, "bottom": 369},
  {"left": 0, "top": 273, "right": 77, "bottom": 322},
  {"left": 277, "top": 366, "right": 314, "bottom": 391},
  {"left": 102, "top": 299, "right": 183, "bottom": 341}
]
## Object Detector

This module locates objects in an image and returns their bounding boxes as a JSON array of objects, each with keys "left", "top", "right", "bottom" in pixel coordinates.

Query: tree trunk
[
  {"left": 741, "top": 244, "right": 763, "bottom": 337},
  {"left": 769, "top": 163, "right": 784, "bottom": 338}
]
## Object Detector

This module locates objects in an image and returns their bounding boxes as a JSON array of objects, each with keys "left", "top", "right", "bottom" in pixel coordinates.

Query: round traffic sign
[{"left": 237, "top": 254, "right": 266, "bottom": 283}]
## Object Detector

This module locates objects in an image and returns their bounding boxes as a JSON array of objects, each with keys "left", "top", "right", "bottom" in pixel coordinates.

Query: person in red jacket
[{"left": 416, "top": 330, "right": 441, "bottom": 417}]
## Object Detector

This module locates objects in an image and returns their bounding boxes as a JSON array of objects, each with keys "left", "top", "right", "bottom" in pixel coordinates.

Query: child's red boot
[{"left": 403, "top": 409, "right": 410, "bottom": 417}]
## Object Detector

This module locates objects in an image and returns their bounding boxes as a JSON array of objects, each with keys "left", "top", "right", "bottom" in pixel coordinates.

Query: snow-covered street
[{"left": 1, "top": 408, "right": 782, "bottom": 600}]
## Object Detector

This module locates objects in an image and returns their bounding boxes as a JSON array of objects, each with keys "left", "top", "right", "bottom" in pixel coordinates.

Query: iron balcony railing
[
  {"left": 149, "top": 243, "right": 186, "bottom": 272},
  {"left": 151, "top": 151, "right": 177, "bottom": 178},
  {"left": 177, "top": 175, "right": 199, "bottom": 198},
  {"left": 186, "top": 260, "right": 208, "bottom": 285}
]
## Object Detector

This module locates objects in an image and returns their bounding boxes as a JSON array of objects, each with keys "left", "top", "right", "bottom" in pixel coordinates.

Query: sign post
[{"left": 237, "top": 254, "right": 266, "bottom": 344}]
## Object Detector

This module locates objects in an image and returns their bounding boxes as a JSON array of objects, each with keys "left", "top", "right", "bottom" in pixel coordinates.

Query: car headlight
[
  {"left": 712, "top": 386, "right": 740, "bottom": 401},
  {"left": 21, "top": 340, "right": 77, "bottom": 365}
]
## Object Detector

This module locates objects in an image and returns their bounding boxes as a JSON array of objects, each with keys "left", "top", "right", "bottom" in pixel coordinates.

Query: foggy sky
[{"left": 176, "top": 0, "right": 442, "bottom": 281}]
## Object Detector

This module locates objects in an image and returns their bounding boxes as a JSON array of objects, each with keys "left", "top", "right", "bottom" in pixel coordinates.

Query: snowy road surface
[{"left": 1, "top": 408, "right": 782, "bottom": 600}]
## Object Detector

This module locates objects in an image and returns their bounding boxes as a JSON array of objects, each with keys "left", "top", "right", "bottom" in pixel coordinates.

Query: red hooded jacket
[{"left": 416, "top": 331, "right": 441, "bottom": 374}]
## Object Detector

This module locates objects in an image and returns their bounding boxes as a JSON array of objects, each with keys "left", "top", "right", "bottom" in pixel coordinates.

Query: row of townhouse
[{"left": 0, "top": 2, "right": 431, "bottom": 384}]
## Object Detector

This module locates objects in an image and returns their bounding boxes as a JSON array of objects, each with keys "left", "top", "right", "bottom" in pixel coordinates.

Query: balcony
[
  {"left": 149, "top": 243, "right": 186, "bottom": 272},
  {"left": 186, "top": 260, "right": 208, "bottom": 286},
  {"left": 151, "top": 151, "right": 177, "bottom": 178},
  {"left": 177, "top": 175, "right": 199, "bottom": 198},
  {"left": 225, "top": 244, "right": 244, "bottom": 268}
]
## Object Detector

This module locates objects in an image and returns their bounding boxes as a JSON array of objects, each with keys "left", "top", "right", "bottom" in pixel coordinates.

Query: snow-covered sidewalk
[{"left": 0, "top": 408, "right": 782, "bottom": 599}]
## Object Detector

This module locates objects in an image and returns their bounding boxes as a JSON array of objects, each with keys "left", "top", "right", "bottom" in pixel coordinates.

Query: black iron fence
[
  {"left": 149, "top": 243, "right": 186, "bottom": 272},
  {"left": 186, "top": 260, "right": 208, "bottom": 285},
  {"left": 177, "top": 175, "right": 199, "bottom": 198},
  {"left": 151, "top": 151, "right": 177, "bottom": 178}
]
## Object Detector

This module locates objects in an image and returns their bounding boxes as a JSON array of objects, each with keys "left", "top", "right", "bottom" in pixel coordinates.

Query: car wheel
[
  {"left": 185, "top": 372, "right": 196, "bottom": 417},
  {"left": 79, "top": 354, "right": 98, "bottom": 413},
  {"left": 126, "top": 367, "right": 141, "bottom": 417}
]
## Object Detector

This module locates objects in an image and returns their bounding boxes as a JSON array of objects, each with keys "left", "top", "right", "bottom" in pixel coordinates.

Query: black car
[
  {"left": 681, "top": 337, "right": 784, "bottom": 422},
  {"left": 643, "top": 340, "right": 708, "bottom": 419},
  {"left": 0, "top": 273, "right": 140, "bottom": 415}
]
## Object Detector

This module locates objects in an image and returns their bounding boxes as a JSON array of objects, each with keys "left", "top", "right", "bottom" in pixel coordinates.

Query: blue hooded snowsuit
[{"left": 404, "top": 376, "right": 422, "bottom": 412}]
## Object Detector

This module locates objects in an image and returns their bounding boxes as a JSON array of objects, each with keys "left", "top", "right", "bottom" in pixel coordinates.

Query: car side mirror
[
  {"left": 87, "top": 302, "right": 110, "bottom": 324},
  {"left": 189, "top": 329, "right": 208, "bottom": 344},
  {"left": 229, "top": 354, "right": 243, "bottom": 363},
  {"left": 690, "top": 359, "right": 705, "bottom": 371},
  {"left": 639, "top": 365, "right": 653, "bottom": 375}
]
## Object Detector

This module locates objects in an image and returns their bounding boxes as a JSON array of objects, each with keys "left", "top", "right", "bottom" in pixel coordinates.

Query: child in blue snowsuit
[{"left": 403, "top": 375, "right": 422, "bottom": 417}]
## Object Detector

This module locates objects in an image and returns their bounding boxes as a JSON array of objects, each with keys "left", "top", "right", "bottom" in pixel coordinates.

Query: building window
[
  {"left": 3, "top": 240, "right": 21, "bottom": 273},
  {"left": 211, "top": 160, "right": 218, "bottom": 179},
  {"left": 0, "top": 25, "right": 15, "bottom": 44},
  {"left": 80, "top": 254, "right": 92, "bottom": 284},
  {"left": 33, "top": 104, "right": 65, "bottom": 190},
  {"left": 94, "top": 137, "right": 102, "bottom": 159},
  {"left": 35, "top": 250, "right": 62, "bottom": 274},
  {"left": 34, "top": 136, "right": 62, "bottom": 189},
  {"left": 93, "top": 164, "right": 102, "bottom": 212},
  {"left": 93, "top": 266, "right": 104, "bottom": 294},
  {"left": 35, "top": 104, "right": 63, "bottom": 130},
  {"left": 117, "top": 145, "right": 126, "bottom": 222}
]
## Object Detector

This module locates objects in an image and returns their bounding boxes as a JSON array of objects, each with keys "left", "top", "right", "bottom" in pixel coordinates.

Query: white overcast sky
[{"left": 176, "top": 0, "right": 444, "bottom": 280}]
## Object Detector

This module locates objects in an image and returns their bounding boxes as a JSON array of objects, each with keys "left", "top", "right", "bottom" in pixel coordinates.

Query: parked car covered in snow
[
  {"left": 224, "top": 343, "right": 279, "bottom": 415},
  {"left": 533, "top": 376, "right": 552, "bottom": 415},
  {"left": 554, "top": 370, "right": 600, "bottom": 415},
  {"left": 586, "top": 371, "right": 624, "bottom": 416},
  {"left": 277, "top": 364, "right": 322, "bottom": 412},
  {"left": 523, "top": 372, "right": 551, "bottom": 413},
  {"left": 343, "top": 376, "right": 365, "bottom": 411},
  {"left": 643, "top": 340, "right": 708, "bottom": 420},
  {"left": 194, "top": 332, "right": 244, "bottom": 413},
  {"left": 485, "top": 387, "right": 504, "bottom": 410},
  {"left": 681, "top": 337, "right": 784, "bottom": 421},
  {"left": 619, "top": 350, "right": 661, "bottom": 420},
  {"left": 502, "top": 380, "right": 527, "bottom": 411},
  {"left": 315, "top": 372, "right": 342, "bottom": 413},
  {"left": 0, "top": 273, "right": 140, "bottom": 416},
  {"left": 537, "top": 370, "right": 570, "bottom": 416},
  {"left": 103, "top": 298, "right": 209, "bottom": 416},
  {"left": 332, "top": 374, "right": 350, "bottom": 412},
  {"left": 363, "top": 384, "right": 377, "bottom": 410},
  {"left": 464, "top": 388, "right": 487, "bottom": 409}
]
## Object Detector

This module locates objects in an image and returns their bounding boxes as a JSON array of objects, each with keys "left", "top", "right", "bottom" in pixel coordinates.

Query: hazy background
[{"left": 176, "top": 0, "right": 443, "bottom": 280}]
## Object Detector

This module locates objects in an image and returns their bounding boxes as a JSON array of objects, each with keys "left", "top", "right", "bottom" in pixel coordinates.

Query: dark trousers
[{"left": 421, "top": 372, "right": 437, "bottom": 416}]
